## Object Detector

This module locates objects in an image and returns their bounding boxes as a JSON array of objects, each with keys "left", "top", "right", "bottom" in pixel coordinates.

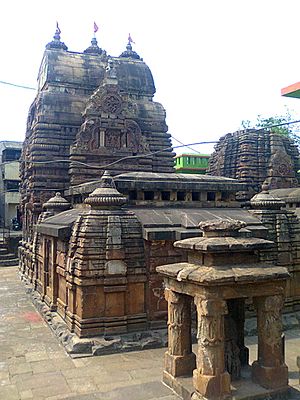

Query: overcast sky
[{"left": 1, "top": 0, "right": 300, "bottom": 154}]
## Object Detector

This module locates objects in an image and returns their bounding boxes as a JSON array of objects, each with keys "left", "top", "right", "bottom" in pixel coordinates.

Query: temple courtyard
[{"left": 1, "top": 265, "right": 300, "bottom": 400}]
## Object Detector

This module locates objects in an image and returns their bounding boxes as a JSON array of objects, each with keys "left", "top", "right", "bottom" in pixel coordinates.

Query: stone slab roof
[
  {"left": 269, "top": 187, "right": 300, "bottom": 201},
  {"left": 156, "top": 262, "right": 290, "bottom": 285},
  {"left": 174, "top": 236, "right": 273, "bottom": 252},
  {"left": 132, "top": 207, "right": 261, "bottom": 228},
  {"left": 65, "top": 172, "right": 249, "bottom": 196},
  {"left": 36, "top": 207, "right": 262, "bottom": 241},
  {"left": 36, "top": 208, "right": 82, "bottom": 238}
]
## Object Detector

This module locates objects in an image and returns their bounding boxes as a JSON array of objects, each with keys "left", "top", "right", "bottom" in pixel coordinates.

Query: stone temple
[
  {"left": 19, "top": 27, "right": 300, "bottom": 361},
  {"left": 207, "top": 129, "right": 300, "bottom": 199}
]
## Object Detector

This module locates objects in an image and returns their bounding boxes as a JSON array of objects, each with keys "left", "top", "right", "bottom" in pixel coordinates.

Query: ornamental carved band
[
  {"left": 255, "top": 295, "right": 284, "bottom": 347},
  {"left": 165, "top": 289, "right": 186, "bottom": 329},
  {"left": 165, "top": 289, "right": 190, "bottom": 355},
  {"left": 101, "top": 94, "right": 123, "bottom": 114},
  {"left": 195, "top": 298, "right": 227, "bottom": 345}
]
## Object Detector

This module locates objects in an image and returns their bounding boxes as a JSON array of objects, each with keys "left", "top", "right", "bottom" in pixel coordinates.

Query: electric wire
[
  {"left": 0, "top": 80, "right": 36, "bottom": 91},
  {"left": 21, "top": 118, "right": 300, "bottom": 170},
  {"left": 23, "top": 141, "right": 219, "bottom": 170},
  {"left": 171, "top": 135, "right": 202, "bottom": 154}
]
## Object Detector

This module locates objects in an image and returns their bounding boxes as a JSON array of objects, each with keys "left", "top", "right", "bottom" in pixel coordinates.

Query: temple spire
[
  {"left": 84, "top": 21, "right": 105, "bottom": 55},
  {"left": 119, "top": 34, "right": 141, "bottom": 60},
  {"left": 84, "top": 171, "right": 127, "bottom": 209},
  {"left": 84, "top": 37, "right": 103, "bottom": 55},
  {"left": 46, "top": 22, "right": 68, "bottom": 51}
]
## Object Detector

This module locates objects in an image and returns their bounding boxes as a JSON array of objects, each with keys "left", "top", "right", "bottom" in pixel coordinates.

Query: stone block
[
  {"left": 252, "top": 361, "right": 288, "bottom": 389},
  {"left": 105, "top": 260, "right": 127, "bottom": 275},
  {"left": 164, "top": 351, "right": 196, "bottom": 377},
  {"left": 92, "top": 338, "right": 122, "bottom": 355},
  {"left": 141, "top": 336, "right": 162, "bottom": 350},
  {"left": 192, "top": 369, "right": 231, "bottom": 399},
  {"left": 65, "top": 337, "right": 93, "bottom": 355}
]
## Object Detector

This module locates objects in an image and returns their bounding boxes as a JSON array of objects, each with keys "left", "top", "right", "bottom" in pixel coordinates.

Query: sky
[{"left": 1, "top": 0, "right": 300, "bottom": 154}]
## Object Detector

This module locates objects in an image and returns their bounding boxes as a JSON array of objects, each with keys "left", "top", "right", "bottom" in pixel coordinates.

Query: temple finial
[
  {"left": 84, "top": 22, "right": 106, "bottom": 56},
  {"left": 54, "top": 21, "right": 61, "bottom": 39},
  {"left": 84, "top": 171, "right": 127, "bottom": 208},
  {"left": 46, "top": 22, "right": 68, "bottom": 51},
  {"left": 119, "top": 33, "right": 141, "bottom": 60}
]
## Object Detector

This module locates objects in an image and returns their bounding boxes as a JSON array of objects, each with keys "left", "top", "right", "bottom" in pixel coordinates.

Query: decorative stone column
[
  {"left": 252, "top": 294, "right": 288, "bottom": 389},
  {"left": 192, "top": 297, "right": 231, "bottom": 400},
  {"left": 164, "top": 288, "right": 196, "bottom": 378}
]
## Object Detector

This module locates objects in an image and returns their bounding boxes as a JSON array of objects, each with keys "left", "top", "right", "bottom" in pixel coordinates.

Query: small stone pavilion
[{"left": 157, "top": 219, "right": 290, "bottom": 400}]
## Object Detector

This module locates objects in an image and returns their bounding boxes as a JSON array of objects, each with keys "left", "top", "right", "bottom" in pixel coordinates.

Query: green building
[{"left": 174, "top": 153, "right": 210, "bottom": 174}]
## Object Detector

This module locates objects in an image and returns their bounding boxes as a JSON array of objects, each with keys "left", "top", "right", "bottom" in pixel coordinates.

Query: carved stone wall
[
  {"left": 144, "top": 240, "right": 186, "bottom": 327},
  {"left": 208, "top": 130, "right": 300, "bottom": 199},
  {"left": 69, "top": 59, "right": 174, "bottom": 185}
]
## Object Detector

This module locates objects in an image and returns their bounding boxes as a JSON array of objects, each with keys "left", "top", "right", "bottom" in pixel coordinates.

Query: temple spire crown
[
  {"left": 119, "top": 34, "right": 142, "bottom": 60},
  {"left": 46, "top": 23, "right": 68, "bottom": 51},
  {"left": 84, "top": 171, "right": 127, "bottom": 208},
  {"left": 84, "top": 36, "right": 104, "bottom": 55}
]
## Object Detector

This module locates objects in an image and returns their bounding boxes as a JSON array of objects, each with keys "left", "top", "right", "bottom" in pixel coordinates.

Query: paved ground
[{"left": 0, "top": 266, "right": 300, "bottom": 400}]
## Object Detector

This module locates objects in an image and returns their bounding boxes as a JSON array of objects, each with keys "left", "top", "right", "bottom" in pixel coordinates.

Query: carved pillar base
[
  {"left": 252, "top": 294, "right": 288, "bottom": 390},
  {"left": 164, "top": 350, "right": 196, "bottom": 377},
  {"left": 193, "top": 370, "right": 231, "bottom": 400},
  {"left": 252, "top": 361, "right": 288, "bottom": 389}
]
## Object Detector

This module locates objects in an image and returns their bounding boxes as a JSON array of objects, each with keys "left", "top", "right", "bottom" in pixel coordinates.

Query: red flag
[
  {"left": 94, "top": 22, "right": 99, "bottom": 33},
  {"left": 128, "top": 33, "right": 135, "bottom": 44},
  {"left": 56, "top": 21, "right": 61, "bottom": 35}
]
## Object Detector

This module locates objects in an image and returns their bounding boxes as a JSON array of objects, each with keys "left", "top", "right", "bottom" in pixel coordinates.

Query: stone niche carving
[
  {"left": 105, "top": 129, "right": 121, "bottom": 149},
  {"left": 75, "top": 114, "right": 149, "bottom": 154},
  {"left": 74, "top": 118, "right": 100, "bottom": 151},
  {"left": 270, "top": 150, "right": 293, "bottom": 176},
  {"left": 101, "top": 93, "right": 123, "bottom": 114},
  {"left": 87, "top": 88, "right": 123, "bottom": 116},
  {"left": 124, "top": 120, "right": 149, "bottom": 153}
]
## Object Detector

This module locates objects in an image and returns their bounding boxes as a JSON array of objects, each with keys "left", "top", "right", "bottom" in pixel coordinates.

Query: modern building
[
  {"left": 174, "top": 153, "right": 210, "bottom": 174},
  {"left": 0, "top": 141, "right": 22, "bottom": 228}
]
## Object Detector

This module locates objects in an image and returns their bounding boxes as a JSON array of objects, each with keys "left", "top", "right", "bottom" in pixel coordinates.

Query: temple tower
[
  {"left": 208, "top": 129, "right": 300, "bottom": 199},
  {"left": 69, "top": 39, "right": 175, "bottom": 185},
  {"left": 20, "top": 29, "right": 174, "bottom": 279}
]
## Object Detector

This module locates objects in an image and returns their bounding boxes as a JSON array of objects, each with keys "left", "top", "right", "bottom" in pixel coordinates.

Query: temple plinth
[{"left": 157, "top": 219, "right": 290, "bottom": 400}]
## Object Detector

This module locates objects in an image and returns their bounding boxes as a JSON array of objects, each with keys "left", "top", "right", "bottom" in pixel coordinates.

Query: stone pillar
[
  {"left": 164, "top": 288, "right": 196, "bottom": 377},
  {"left": 252, "top": 295, "right": 288, "bottom": 389},
  {"left": 192, "top": 297, "right": 231, "bottom": 400}
]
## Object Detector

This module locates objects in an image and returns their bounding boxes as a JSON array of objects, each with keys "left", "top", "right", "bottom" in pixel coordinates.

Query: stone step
[
  {"left": 0, "top": 258, "right": 19, "bottom": 267},
  {"left": 0, "top": 253, "right": 16, "bottom": 261},
  {"left": 0, "top": 248, "right": 8, "bottom": 255}
]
